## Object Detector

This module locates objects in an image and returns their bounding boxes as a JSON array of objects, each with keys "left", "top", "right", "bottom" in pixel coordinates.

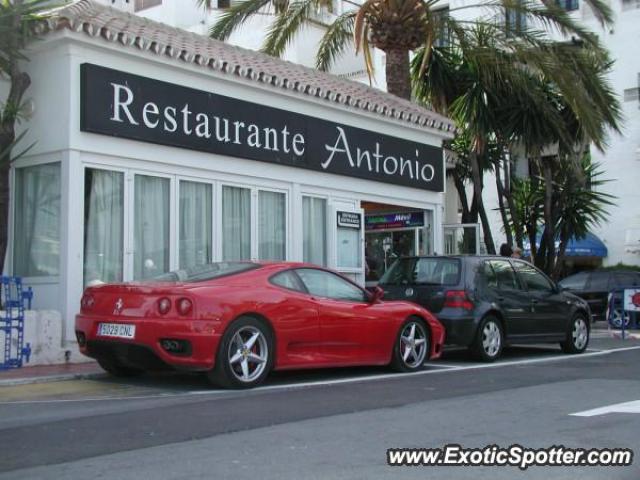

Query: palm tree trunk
[
  {"left": 0, "top": 64, "right": 31, "bottom": 276},
  {"left": 494, "top": 161, "right": 513, "bottom": 248},
  {"left": 384, "top": 48, "right": 411, "bottom": 100},
  {"left": 541, "top": 160, "right": 556, "bottom": 275},
  {"left": 469, "top": 151, "right": 495, "bottom": 254}
]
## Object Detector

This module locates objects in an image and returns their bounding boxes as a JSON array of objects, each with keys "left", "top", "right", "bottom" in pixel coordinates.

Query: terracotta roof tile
[{"left": 40, "top": 0, "right": 455, "bottom": 134}]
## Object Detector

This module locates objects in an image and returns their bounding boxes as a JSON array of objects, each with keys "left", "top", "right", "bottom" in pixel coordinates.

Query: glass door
[{"left": 365, "top": 230, "right": 417, "bottom": 282}]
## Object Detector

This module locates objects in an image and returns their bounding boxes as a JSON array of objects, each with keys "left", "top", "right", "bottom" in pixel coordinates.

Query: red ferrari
[{"left": 75, "top": 262, "right": 445, "bottom": 388}]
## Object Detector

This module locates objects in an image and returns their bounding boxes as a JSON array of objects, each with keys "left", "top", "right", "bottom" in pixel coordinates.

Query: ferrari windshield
[{"left": 147, "top": 262, "right": 260, "bottom": 283}]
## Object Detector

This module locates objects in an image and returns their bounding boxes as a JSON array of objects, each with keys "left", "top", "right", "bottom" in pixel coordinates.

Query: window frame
[
  {"left": 301, "top": 194, "right": 328, "bottom": 266},
  {"left": 487, "top": 259, "right": 523, "bottom": 292},
  {"left": 176, "top": 177, "right": 215, "bottom": 270},
  {"left": 269, "top": 269, "right": 308, "bottom": 294},
  {"left": 12, "top": 161, "right": 63, "bottom": 280},
  {"left": 511, "top": 260, "right": 556, "bottom": 293}
]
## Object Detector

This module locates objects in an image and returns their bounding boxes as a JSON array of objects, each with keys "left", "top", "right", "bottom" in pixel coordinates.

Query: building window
[
  {"left": 84, "top": 169, "right": 124, "bottom": 286},
  {"left": 505, "top": 1, "right": 527, "bottom": 36},
  {"left": 179, "top": 181, "right": 212, "bottom": 269},
  {"left": 134, "top": 0, "right": 162, "bottom": 12},
  {"left": 433, "top": 7, "right": 451, "bottom": 48},
  {"left": 337, "top": 223, "right": 361, "bottom": 269},
  {"left": 222, "top": 185, "right": 251, "bottom": 261},
  {"left": 302, "top": 196, "right": 326, "bottom": 266},
  {"left": 133, "top": 175, "right": 170, "bottom": 280},
  {"left": 556, "top": 0, "right": 579, "bottom": 10},
  {"left": 13, "top": 163, "right": 61, "bottom": 277},
  {"left": 258, "top": 190, "right": 286, "bottom": 260}
]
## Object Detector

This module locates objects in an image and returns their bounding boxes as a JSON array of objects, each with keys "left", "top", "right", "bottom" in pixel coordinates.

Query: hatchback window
[
  {"left": 296, "top": 269, "right": 368, "bottom": 302},
  {"left": 488, "top": 260, "right": 521, "bottom": 291},
  {"left": 558, "top": 272, "right": 590, "bottom": 290},
  {"left": 380, "top": 258, "right": 460, "bottom": 286},
  {"left": 512, "top": 261, "right": 554, "bottom": 292}
]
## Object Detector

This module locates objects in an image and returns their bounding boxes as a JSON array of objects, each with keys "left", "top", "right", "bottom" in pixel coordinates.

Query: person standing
[{"left": 499, "top": 243, "right": 513, "bottom": 257}]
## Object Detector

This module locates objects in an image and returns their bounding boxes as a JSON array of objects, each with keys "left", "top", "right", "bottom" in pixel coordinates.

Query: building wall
[{"left": 10, "top": 31, "right": 447, "bottom": 342}]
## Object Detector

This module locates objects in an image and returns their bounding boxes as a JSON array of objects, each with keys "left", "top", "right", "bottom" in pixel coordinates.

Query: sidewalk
[{"left": 0, "top": 361, "right": 104, "bottom": 387}]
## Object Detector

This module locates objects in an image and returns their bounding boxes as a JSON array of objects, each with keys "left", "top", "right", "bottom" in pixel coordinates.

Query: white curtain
[
  {"left": 134, "top": 175, "right": 170, "bottom": 279},
  {"left": 180, "top": 181, "right": 212, "bottom": 269},
  {"left": 303, "top": 196, "right": 326, "bottom": 266},
  {"left": 259, "top": 190, "right": 286, "bottom": 260},
  {"left": 14, "top": 163, "right": 61, "bottom": 277},
  {"left": 84, "top": 169, "right": 124, "bottom": 285},
  {"left": 222, "top": 186, "right": 251, "bottom": 261}
]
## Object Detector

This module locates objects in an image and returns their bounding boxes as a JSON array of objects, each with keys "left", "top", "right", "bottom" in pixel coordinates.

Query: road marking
[
  {"left": 1, "top": 345, "right": 639, "bottom": 405},
  {"left": 570, "top": 400, "right": 640, "bottom": 417}
]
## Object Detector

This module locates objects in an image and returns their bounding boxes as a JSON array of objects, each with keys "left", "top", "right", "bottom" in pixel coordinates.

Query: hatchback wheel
[
  {"left": 391, "top": 318, "right": 430, "bottom": 372},
  {"left": 209, "top": 316, "right": 273, "bottom": 388},
  {"left": 561, "top": 314, "right": 589, "bottom": 354},
  {"left": 610, "top": 309, "right": 631, "bottom": 329},
  {"left": 471, "top": 316, "right": 503, "bottom": 362}
]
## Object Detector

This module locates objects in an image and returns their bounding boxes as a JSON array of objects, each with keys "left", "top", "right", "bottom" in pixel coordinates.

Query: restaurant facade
[{"left": 7, "top": 1, "right": 454, "bottom": 349}]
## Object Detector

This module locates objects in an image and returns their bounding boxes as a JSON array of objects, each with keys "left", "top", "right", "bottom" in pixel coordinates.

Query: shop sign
[
  {"left": 623, "top": 289, "right": 640, "bottom": 312},
  {"left": 80, "top": 64, "right": 444, "bottom": 192},
  {"left": 337, "top": 211, "right": 362, "bottom": 229},
  {"left": 365, "top": 212, "right": 424, "bottom": 230}
]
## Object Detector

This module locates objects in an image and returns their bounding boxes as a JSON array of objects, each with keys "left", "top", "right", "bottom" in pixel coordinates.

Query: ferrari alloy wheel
[
  {"left": 227, "top": 325, "right": 269, "bottom": 383},
  {"left": 561, "top": 314, "right": 590, "bottom": 354},
  {"left": 391, "top": 318, "right": 429, "bottom": 372},
  {"left": 471, "top": 316, "right": 503, "bottom": 362},
  {"left": 209, "top": 316, "right": 273, "bottom": 388}
]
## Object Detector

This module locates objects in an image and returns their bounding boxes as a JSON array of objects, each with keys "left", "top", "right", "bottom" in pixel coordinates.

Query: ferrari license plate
[{"left": 97, "top": 323, "right": 136, "bottom": 339}]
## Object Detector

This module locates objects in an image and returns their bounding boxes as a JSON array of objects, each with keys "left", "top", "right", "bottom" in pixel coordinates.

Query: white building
[{"left": 4, "top": 0, "right": 453, "bottom": 361}]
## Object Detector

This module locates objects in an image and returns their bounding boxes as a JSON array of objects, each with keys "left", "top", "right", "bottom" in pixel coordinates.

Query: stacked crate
[{"left": 0, "top": 276, "right": 32, "bottom": 370}]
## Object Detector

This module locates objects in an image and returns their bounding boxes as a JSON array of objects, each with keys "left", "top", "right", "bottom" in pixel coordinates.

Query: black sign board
[
  {"left": 80, "top": 63, "right": 444, "bottom": 191},
  {"left": 337, "top": 211, "right": 362, "bottom": 229}
]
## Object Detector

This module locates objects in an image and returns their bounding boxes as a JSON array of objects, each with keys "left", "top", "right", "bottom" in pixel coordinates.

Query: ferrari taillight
[
  {"left": 176, "top": 298, "right": 193, "bottom": 316},
  {"left": 157, "top": 297, "right": 171, "bottom": 315},
  {"left": 80, "top": 294, "right": 95, "bottom": 310}
]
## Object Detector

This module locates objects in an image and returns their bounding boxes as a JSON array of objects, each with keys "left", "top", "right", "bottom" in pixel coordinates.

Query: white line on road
[
  {"left": 2, "top": 345, "right": 639, "bottom": 405},
  {"left": 570, "top": 400, "right": 640, "bottom": 417}
]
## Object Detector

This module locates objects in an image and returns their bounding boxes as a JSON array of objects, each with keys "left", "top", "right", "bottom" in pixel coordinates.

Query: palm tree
[
  {"left": 413, "top": 22, "right": 621, "bottom": 262},
  {"left": 495, "top": 48, "right": 621, "bottom": 274},
  {"left": 0, "top": 0, "right": 59, "bottom": 275},
  {"left": 197, "top": 0, "right": 615, "bottom": 100}
]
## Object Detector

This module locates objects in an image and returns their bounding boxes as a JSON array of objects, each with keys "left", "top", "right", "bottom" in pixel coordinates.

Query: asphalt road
[{"left": 0, "top": 336, "right": 639, "bottom": 479}]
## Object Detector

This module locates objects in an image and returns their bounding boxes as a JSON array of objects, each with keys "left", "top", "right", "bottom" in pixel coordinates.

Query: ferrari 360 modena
[{"left": 75, "top": 262, "right": 445, "bottom": 388}]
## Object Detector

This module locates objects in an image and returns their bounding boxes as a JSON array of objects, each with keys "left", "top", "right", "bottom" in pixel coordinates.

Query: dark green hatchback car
[{"left": 378, "top": 256, "right": 592, "bottom": 361}]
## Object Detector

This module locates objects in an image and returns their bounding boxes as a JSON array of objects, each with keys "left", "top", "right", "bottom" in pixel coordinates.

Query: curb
[{"left": 0, "top": 371, "right": 105, "bottom": 387}]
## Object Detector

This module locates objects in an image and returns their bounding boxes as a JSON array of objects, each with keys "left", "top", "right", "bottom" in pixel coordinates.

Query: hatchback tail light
[
  {"left": 444, "top": 290, "right": 474, "bottom": 310},
  {"left": 157, "top": 297, "right": 171, "bottom": 315},
  {"left": 176, "top": 298, "right": 193, "bottom": 316}
]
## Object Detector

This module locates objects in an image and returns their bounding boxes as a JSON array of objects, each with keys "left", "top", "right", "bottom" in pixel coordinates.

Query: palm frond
[
  {"left": 262, "top": 0, "right": 317, "bottom": 58},
  {"left": 316, "top": 11, "right": 356, "bottom": 71},
  {"left": 209, "top": 0, "right": 274, "bottom": 41}
]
